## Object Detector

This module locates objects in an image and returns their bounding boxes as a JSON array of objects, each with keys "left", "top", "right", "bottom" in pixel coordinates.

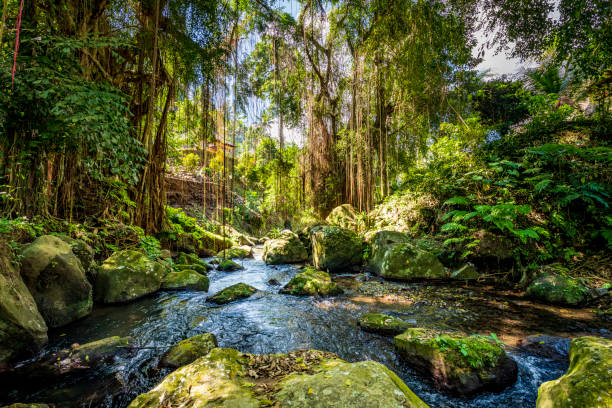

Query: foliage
[{"left": 181, "top": 153, "right": 201, "bottom": 171}]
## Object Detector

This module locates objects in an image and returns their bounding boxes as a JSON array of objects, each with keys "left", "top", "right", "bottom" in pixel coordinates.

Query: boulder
[
  {"left": 311, "top": 226, "right": 363, "bottom": 272},
  {"left": 128, "top": 348, "right": 429, "bottom": 408},
  {"left": 325, "top": 204, "right": 359, "bottom": 231},
  {"left": 358, "top": 313, "right": 415, "bottom": 335},
  {"left": 520, "top": 335, "right": 570, "bottom": 362},
  {"left": 215, "top": 245, "right": 253, "bottom": 260},
  {"left": 0, "top": 243, "right": 48, "bottom": 368},
  {"left": 366, "top": 230, "right": 412, "bottom": 275},
  {"left": 467, "top": 230, "right": 513, "bottom": 268},
  {"left": 20, "top": 235, "right": 92, "bottom": 328},
  {"left": 174, "top": 263, "right": 208, "bottom": 275},
  {"left": 216, "top": 259, "right": 244, "bottom": 272},
  {"left": 175, "top": 252, "right": 211, "bottom": 272},
  {"left": 207, "top": 283, "right": 257, "bottom": 304},
  {"left": 536, "top": 336, "right": 612, "bottom": 408},
  {"left": 94, "top": 250, "right": 165, "bottom": 304},
  {"left": 379, "top": 243, "right": 446, "bottom": 281},
  {"left": 526, "top": 271, "right": 589, "bottom": 306},
  {"left": 161, "top": 270, "right": 209, "bottom": 291},
  {"left": 280, "top": 267, "right": 343, "bottom": 296},
  {"left": 394, "top": 328, "right": 518, "bottom": 395},
  {"left": 263, "top": 230, "right": 308, "bottom": 265},
  {"left": 159, "top": 249, "right": 172, "bottom": 259},
  {"left": 159, "top": 333, "right": 218, "bottom": 369},
  {"left": 1, "top": 404, "right": 50, "bottom": 408},
  {"left": 450, "top": 264, "right": 479, "bottom": 280},
  {"left": 59, "top": 236, "right": 96, "bottom": 283}
]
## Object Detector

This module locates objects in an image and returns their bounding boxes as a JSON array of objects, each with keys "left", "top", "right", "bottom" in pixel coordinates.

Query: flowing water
[{"left": 2, "top": 250, "right": 610, "bottom": 408}]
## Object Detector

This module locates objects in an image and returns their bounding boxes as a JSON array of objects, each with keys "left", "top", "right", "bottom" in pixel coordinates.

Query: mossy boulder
[
  {"left": 215, "top": 245, "right": 253, "bottom": 260},
  {"left": 207, "top": 283, "right": 257, "bottom": 304},
  {"left": 216, "top": 259, "right": 244, "bottom": 272},
  {"left": 311, "top": 226, "right": 363, "bottom": 272},
  {"left": 94, "top": 250, "right": 165, "bottom": 304},
  {"left": 467, "top": 230, "right": 514, "bottom": 269},
  {"left": 20, "top": 235, "right": 93, "bottom": 328},
  {"left": 0, "top": 242, "right": 48, "bottom": 368},
  {"left": 366, "top": 230, "right": 412, "bottom": 275},
  {"left": 358, "top": 313, "right": 415, "bottom": 335},
  {"left": 59, "top": 236, "right": 97, "bottom": 283},
  {"left": 162, "top": 270, "right": 209, "bottom": 291},
  {"left": 325, "top": 204, "right": 359, "bottom": 232},
  {"left": 394, "top": 328, "right": 518, "bottom": 395},
  {"left": 450, "top": 264, "right": 479, "bottom": 280},
  {"left": 1, "top": 404, "right": 50, "bottom": 408},
  {"left": 526, "top": 271, "right": 589, "bottom": 306},
  {"left": 160, "top": 333, "right": 218, "bottom": 369},
  {"left": 175, "top": 252, "right": 211, "bottom": 272},
  {"left": 379, "top": 243, "right": 446, "bottom": 281},
  {"left": 174, "top": 263, "right": 208, "bottom": 275},
  {"left": 128, "top": 348, "right": 429, "bottom": 408},
  {"left": 536, "top": 336, "right": 612, "bottom": 408},
  {"left": 263, "top": 230, "right": 308, "bottom": 265},
  {"left": 280, "top": 267, "right": 343, "bottom": 296}
]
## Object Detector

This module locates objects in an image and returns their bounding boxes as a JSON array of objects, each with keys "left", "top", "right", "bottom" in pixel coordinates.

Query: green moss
[
  {"left": 207, "top": 283, "right": 257, "bottom": 304},
  {"left": 358, "top": 313, "right": 414, "bottom": 335},
  {"left": 527, "top": 271, "right": 588, "bottom": 306},
  {"left": 174, "top": 263, "right": 208, "bottom": 275},
  {"left": 380, "top": 243, "right": 446, "bottom": 281},
  {"left": 325, "top": 204, "right": 359, "bottom": 232},
  {"left": 366, "top": 230, "right": 412, "bottom": 275},
  {"left": 311, "top": 226, "right": 363, "bottom": 272},
  {"left": 56, "top": 335, "right": 131, "bottom": 363},
  {"left": 450, "top": 264, "right": 479, "bottom": 280},
  {"left": 217, "top": 259, "right": 244, "bottom": 272},
  {"left": 160, "top": 333, "right": 218, "bottom": 368},
  {"left": 280, "top": 267, "right": 343, "bottom": 296},
  {"left": 162, "top": 270, "right": 209, "bottom": 291},
  {"left": 536, "top": 336, "right": 612, "bottom": 408},
  {"left": 262, "top": 230, "right": 308, "bottom": 265},
  {"left": 215, "top": 246, "right": 253, "bottom": 260}
]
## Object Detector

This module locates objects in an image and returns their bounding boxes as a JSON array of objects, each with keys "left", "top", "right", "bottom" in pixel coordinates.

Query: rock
[
  {"left": 325, "top": 204, "right": 359, "bottom": 231},
  {"left": 263, "top": 230, "right": 308, "bottom": 265},
  {"left": 59, "top": 236, "right": 96, "bottom": 283},
  {"left": 159, "top": 249, "right": 172, "bottom": 259},
  {"left": 358, "top": 313, "right": 415, "bottom": 335},
  {"left": 536, "top": 336, "right": 612, "bottom": 408},
  {"left": 128, "top": 348, "right": 429, "bottom": 408},
  {"left": 280, "top": 267, "right": 343, "bottom": 296},
  {"left": 236, "top": 233, "right": 256, "bottom": 246},
  {"left": 394, "top": 328, "right": 518, "bottom": 395},
  {"left": 521, "top": 335, "right": 570, "bottom": 362},
  {"left": 0, "top": 242, "right": 48, "bottom": 368},
  {"left": 379, "top": 243, "right": 446, "bottom": 281},
  {"left": 267, "top": 278, "right": 281, "bottom": 286},
  {"left": 467, "top": 230, "right": 513, "bottom": 268},
  {"left": 175, "top": 252, "right": 211, "bottom": 272},
  {"left": 207, "top": 283, "right": 257, "bottom": 304},
  {"left": 450, "top": 264, "right": 479, "bottom": 280},
  {"left": 215, "top": 245, "right": 253, "bottom": 260},
  {"left": 366, "top": 230, "right": 412, "bottom": 275},
  {"left": 20, "top": 235, "right": 93, "bottom": 328},
  {"left": 216, "top": 259, "right": 244, "bottom": 272},
  {"left": 162, "top": 270, "right": 209, "bottom": 291},
  {"left": 94, "top": 250, "right": 165, "bottom": 304},
  {"left": 526, "top": 270, "right": 589, "bottom": 306},
  {"left": 174, "top": 263, "right": 208, "bottom": 275},
  {"left": 311, "top": 226, "right": 363, "bottom": 272},
  {"left": 1, "top": 404, "right": 50, "bottom": 408},
  {"left": 159, "top": 333, "right": 218, "bottom": 369},
  {"left": 199, "top": 230, "right": 234, "bottom": 255}
]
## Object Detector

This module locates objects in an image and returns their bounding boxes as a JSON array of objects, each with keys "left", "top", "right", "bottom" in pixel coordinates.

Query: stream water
[{"left": 2, "top": 249, "right": 610, "bottom": 408}]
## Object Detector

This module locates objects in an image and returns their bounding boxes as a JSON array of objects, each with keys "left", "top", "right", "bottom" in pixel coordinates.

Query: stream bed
[{"left": 2, "top": 249, "right": 610, "bottom": 408}]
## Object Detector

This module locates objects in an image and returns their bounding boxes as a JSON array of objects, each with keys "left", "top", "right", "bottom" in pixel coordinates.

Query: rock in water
[
  {"left": 526, "top": 270, "right": 589, "bottom": 306},
  {"left": 280, "top": 267, "right": 343, "bottom": 296},
  {"left": 159, "top": 333, "right": 218, "bottom": 369},
  {"left": 325, "top": 204, "right": 359, "bottom": 231},
  {"left": 263, "top": 230, "right": 308, "bottom": 264},
  {"left": 215, "top": 245, "right": 253, "bottom": 260},
  {"left": 94, "top": 250, "right": 165, "bottom": 304},
  {"left": 536, "top": 336, "right": 612, "bottom": 408},
  {"left": 311, "top": 226, "right": 363, "bottom": 272},
  {"left": 366, "top": 230, "right": 412, "bottom": 275},
  {"left": 128, "top": 348, "right": 429, "bottom": 408},
  {"left": 380, "top": 243, "right": 446, "bottom": 280},
  {"left": 207, "top": 283, "right": 257, "bottom": 304},
  {"left": 216, "top": 259, "right": 244, "bottom": 272},
  {"left": 358, "top": 313, "right": 415, "bottom": 335},
  {"left": 1, "top": 404, "right": 50, "bottom": 408},
  {"left": 0, "top": 242, "right": 48, "bottom": 368},
  {"left": 20, "top": 235, "right": 92, "bottom": 328},
  {"left": 161, "top": 270, "right": 209, "bottom": 291},
  {"left": 394, "top": 328, "right": 518, "bottom": 395}
]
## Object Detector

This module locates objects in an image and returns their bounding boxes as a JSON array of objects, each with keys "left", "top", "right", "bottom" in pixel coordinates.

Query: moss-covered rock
[
  {"left": 162, "top": 270, "right": 209, "bottom": 291},
  {"left": 160, "top": 333, "right": 218, "bottom": 369},
  {"left": 59, "top": 236, "right": 96, "bottom": 283},
  {"left": 128, "top": 348, "right": 429, "bottom": 408},
  {"left": 94, "top": 250, "right": 165, "bottom": 304},
  {"left": 394, "top": 328, "right": 518, "bottom": 395},
  {"left": 1, "top": 404, "right": 50, "bottom": 408},
  {"left": 263, "top": 230, "right": 308, "bottom": 265},
  {"left": 207, "top": 283, "right": 257, "bottom": 304},
  {"left": 216, "top": 259, "right": 244, "bottom": 272},
  {"left": 174, "top": 263, "right": 208, "bottom": 275},
  {"left": 358, "top": 313, "right": 415, "bottom": 335},
  {"left": 0, "top": 242, "right": 48, "bottom": 368},
  {"left": 366, "top": 230, "right": 413, "bottom": 275},
  {"left": 20, "top": 235, "right": 93, "bottom": 328},
  {"left": 450, "top": 264, "right": 479, "bottom": 280},
  {"left": 467, "top": 230, "right": 514, "bottom": 268},
  {"left": 280, "top": 267, "right": 343, "bottom": 296},
  {"left": 536, "top": 336, "right": 611, "bottom": 408},
  {"left": 175, "top": 252, "right": 211, "bottom": 273},
  {"left": 325, "top": 204, "right": 359, "bottom": 232},
  {"left": 379, "top": 243, "right": 446, "bottom": 281},
  {"left": 215, "top": 245, "right": 253, "bottom": 260},
  {"left": 526, "top": 271, "right": 589, "bottom": 306},
  {"left": 311, "top": 226, "right": 363, "bottom": 272}
]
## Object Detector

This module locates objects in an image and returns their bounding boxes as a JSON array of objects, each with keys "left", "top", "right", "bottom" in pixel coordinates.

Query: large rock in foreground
[
  {"left": 536, "top": 336, "right": 612, "bottom": 408},
  {"left": 160, "top": 333, "right": 218, "bottom": 369},
  {"left": 94, "top": 250, "right": 165, "bottom": 304},
  {"left": 263, "top": 230, "right": 308, "bottom": 265},
  {"left": 0, "top": 243, "right": 48, "bottom": 368},
  {"left": 20, "top": 235, "right": 92, "bottom": 328},
  {"left": 207, "top": 283, "right": 257, "bottom": 304},
  {"left": 394, "top": 328, "right": 517, "bottom": 395},
  {"left": 526, "top": 270, "right": 589, "bottom": 306},
  {"left": 128, "top": 348, "right": 429, "bottom": 408},
  {"left": 280, "top": 267, "right": 343, "bottom": 296},
  {"left": 380, "top": 243, "right": 446, "bottom": 281},
  {"left": 311, "top": 226, "right": 363, "bottom": 272}
]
